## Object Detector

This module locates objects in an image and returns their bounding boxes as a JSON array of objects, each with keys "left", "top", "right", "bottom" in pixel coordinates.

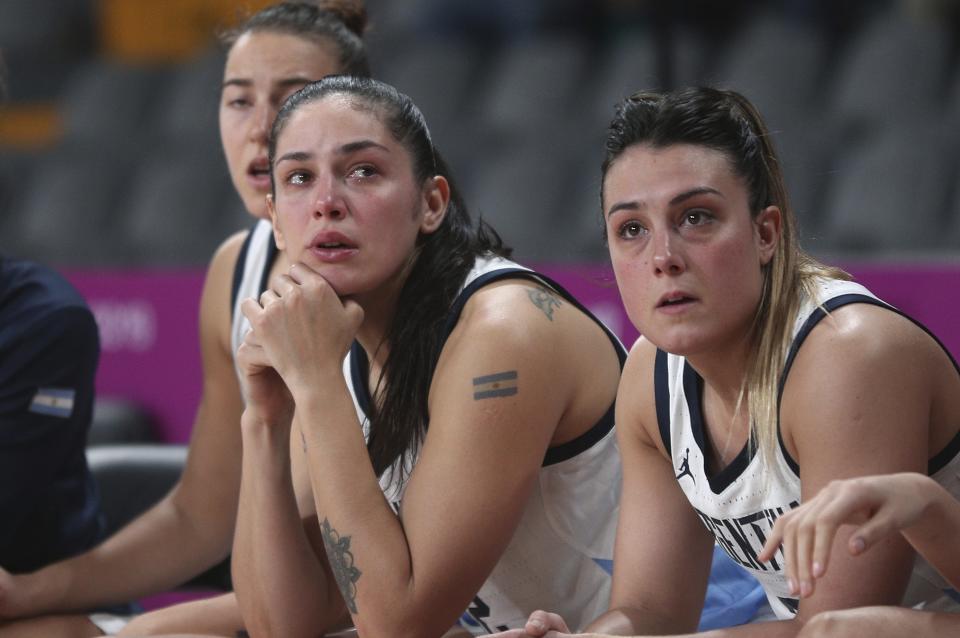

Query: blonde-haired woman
[{"left": 508, "top": 86, "right": 960, "bottom": 637}]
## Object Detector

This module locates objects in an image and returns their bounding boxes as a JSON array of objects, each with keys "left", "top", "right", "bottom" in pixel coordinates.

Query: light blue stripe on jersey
[{"left": 29, "top": 387, "right": 75, "bottom": 418}]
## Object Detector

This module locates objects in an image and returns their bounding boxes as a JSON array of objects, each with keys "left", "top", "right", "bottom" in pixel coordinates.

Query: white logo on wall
[{"left": 90, "top": 300, "right": 157, "bottom": 353}]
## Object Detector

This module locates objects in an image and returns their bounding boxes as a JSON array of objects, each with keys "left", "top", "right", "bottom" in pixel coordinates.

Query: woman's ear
[
  {"left": 755, "top": 205, "right": 781, "bottom": 265},
  {"left": 419, "top": 175, "right": 450, "bottom": 235},
  {"left": 267, "top": 194, "right": 286, "bottom": 250}
]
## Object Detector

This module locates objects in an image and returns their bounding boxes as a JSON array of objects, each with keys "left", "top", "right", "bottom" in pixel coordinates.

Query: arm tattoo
[
  {"left": 472, "top": 370, "right": 518, "bottom": 400},
  {"left": 320, "top": 518, "right": 362, "bottom": 614},
  {"left": 526, "top": 287, "right": 562, "bottom": 321}
]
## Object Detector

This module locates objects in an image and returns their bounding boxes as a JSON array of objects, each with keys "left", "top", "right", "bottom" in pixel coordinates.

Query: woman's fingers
[
  {"left": 524, "top": 610, "right": 569, "bottom": 637},
  {"left": 272, "top": 273, "right": 298, "bottom": 297},
  {"left": 259, "top": 289, "right": 280, "bottom": 307},
  {"left": 758, "top": 518, "right": 785, "bottom": 564}
]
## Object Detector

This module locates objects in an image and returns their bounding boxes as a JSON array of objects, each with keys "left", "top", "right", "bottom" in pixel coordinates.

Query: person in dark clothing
[{"left": 0, "top": 255, "right": 104, "bottom": 573}]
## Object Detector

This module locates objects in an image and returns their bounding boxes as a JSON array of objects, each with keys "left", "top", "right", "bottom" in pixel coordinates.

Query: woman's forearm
[
  {"left": 233, "top": 415, "right": 338, "bottom": 638},
  {"left": 900, "top": 476, "right": 960, "bottom": 590},
  {"left": 297, "top": 384, "right": 447, "bottom": 638},
  {"left": 15, "top": 488, "right": 233, "bottom": 614}
]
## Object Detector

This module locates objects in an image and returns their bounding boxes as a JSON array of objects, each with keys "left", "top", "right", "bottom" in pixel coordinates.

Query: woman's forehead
[
  {"left": 607, "top": 144, "right": 737, "bottom": 187},
  {"left": 601, "top": 143, "right": 750, "bottom": 213},
  {"left": 225, "top": 30, "right": 338, "bottom": 80},
  {"left": 276, "top": 96, "right": 396, "bottom": 156}
]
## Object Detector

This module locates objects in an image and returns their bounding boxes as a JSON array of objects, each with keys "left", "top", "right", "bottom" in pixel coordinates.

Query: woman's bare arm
[{"left": 0, "top": 232, "right": 247, "bottom": 617}]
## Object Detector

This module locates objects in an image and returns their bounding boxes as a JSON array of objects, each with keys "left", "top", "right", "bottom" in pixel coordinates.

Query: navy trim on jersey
[
  {"left": 683, "top": 364, "right": 707, "bottom": 457},
  {"left": 229, "top": 223, "right": 257, "bottom": 316},
  {"left": 543, "top": 398, "right": 615, "bottom": 466},
  {"left": 443, "top": 267, "right": 626, "bottom": 466},
  {"left": 655, "top": 349, "right": 672, "bottom": 457},
  {"left": 659, "top": 290, "right": 960, "bottom": 494},
  {"left": 682, "top": 363, "right": 753, "bottom": 494},
  {"left": 350, "top": 340, "right": 373, "bottom": 418},
  {"left": 773, "top": 294, "right": 885, "bottom": 476},
  {"left": 350, "top": 264, "right": 627, "bottom": 469},
  {"left": 258, "top": 233, "right": 279, "bottom": 300},
  {"left": 441, "top": 268, "right": 534, "bottom": 338},
  {"left": 931, "top": 430, "right": 960, "bottom": 475},
  {"left": 229, "top": 222, "right": 279, "bottom": 318},
  {"left": 776, "top": 293, "right": 960, "bottom": 477}
]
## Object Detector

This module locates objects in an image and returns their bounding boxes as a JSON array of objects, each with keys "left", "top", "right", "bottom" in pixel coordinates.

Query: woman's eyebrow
[
  {"left": 669, "top": 186, "right": 723, "bottom": 206},
  {"left": 276, "top": 151, "right": 313, "bottom": 164},
  {"left": 337, "top": 139, "right": 390, "bottom": 156}
]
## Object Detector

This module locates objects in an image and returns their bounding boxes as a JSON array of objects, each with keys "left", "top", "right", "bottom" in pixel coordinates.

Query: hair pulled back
[
  {"left": 222, "top": 1, "right": 370, "bottom": 77},
  {"left": 270, "top": 75, "right": 509, "bottom": 479},
  {"left": 602, "top": 87, "right": 848, "bottom": 462}
]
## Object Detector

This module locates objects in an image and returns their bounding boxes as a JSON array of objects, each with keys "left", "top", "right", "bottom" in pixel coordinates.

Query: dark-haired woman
[
  {"left": 0, "top": 3, "right": 372, "bottom": 637},
  {"left": 229, "top": 75, "right": 625, "bottom": 638},
  {"left": 507, "top": 86, "right": 960, "bottom": 637}
]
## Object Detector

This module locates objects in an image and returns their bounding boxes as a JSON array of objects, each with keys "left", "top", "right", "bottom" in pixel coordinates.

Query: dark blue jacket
[{"left": 0, "top": 256, "right": 104, "bottom": 573}]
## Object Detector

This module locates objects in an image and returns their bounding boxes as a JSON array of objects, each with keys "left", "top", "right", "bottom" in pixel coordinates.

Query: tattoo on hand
[
  {"left": 321, "top": 518, "right": 362, "bottom": 614},
  {"left": 526, "top": 287, "right": 562, "bottom": 321},
  {"left": 472, "top": 370, "right": 518, "bottom": 400}
]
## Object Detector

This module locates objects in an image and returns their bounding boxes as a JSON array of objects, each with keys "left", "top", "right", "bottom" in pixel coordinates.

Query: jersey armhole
[
  {"left": 229, "top": 222, "right": 280, "bottom": 320},
  {"left": 229, "top": 225, "right": 256, "bottom": 319}
]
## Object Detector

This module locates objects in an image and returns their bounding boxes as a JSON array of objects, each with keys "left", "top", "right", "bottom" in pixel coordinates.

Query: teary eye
[{"left": 617, "top": 220, "right": 646, "bottom": 239}]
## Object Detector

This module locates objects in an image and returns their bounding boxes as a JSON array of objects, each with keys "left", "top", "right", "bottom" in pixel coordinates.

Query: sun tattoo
[
  {"left": 321, "top": 518, "right": 362, "bottom": 614},
  {"left": 526, "top": 287, "right": 562, "bottom": 321}
]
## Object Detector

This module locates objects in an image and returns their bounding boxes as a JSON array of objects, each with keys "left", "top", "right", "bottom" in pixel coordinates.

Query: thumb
[
  {"left": 525, "top": 610, "right": 570, "bottom": 637},
  {"left": 849, "top": 515, "right": 897, "bottom": 556}
]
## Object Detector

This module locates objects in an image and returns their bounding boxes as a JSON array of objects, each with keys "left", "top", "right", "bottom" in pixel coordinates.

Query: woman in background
[{"left": 0, "top": 3, "right": 370, "bottom": 636}]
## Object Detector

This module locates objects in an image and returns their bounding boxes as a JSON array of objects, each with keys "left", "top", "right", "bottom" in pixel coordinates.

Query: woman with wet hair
[
  {"left": 229, "top": 75, "right": 626, "bottom": 638},
  {"left": 508, "top": 86, "right": 960, "bottom": 637}
]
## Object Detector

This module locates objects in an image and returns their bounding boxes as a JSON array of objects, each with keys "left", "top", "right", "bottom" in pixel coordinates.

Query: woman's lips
[
  {"left": 246, "top": 159, "right": 271, "bottom": 191},
  {"left": 656, "top": 292, "right": 697, "bottom": 314},
  {"left": 308, "top": 231, "right": 358, "bottom": 263}
]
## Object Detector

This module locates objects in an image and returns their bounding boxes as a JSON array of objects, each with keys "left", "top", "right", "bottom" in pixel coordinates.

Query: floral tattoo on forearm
[{"left": 321, "top": 517, "right": 362, "bottom": 614}]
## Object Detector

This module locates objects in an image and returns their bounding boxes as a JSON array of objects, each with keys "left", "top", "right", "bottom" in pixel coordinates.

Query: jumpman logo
[{"left": 676, "top": 447, "right": 695, "bottom": 484}]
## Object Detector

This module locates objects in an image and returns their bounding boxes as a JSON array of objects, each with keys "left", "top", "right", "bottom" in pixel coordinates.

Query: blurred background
[
  {"left": 3, "top": 0, "right": 960, "bottom": 265},
  {"left": 0, "top": 0, "right": 958, "bottom": 444}
]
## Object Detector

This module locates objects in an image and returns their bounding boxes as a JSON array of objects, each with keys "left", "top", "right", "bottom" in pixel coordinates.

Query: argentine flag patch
[{"left": 29, "top": 387, "right": 76, "bottom": 418}]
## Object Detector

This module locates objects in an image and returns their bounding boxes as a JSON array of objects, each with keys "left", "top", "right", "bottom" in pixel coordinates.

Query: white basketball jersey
[
  {"left": 346, "top": 254, "right": 626, "bottom": 633},
  {"left": 231, "top": 244, "right": 625, "bottom": 633},
  {"left": 657, "top": 277, "right": 960, "bottom": 619},
  {"left": 231, "top": 219, "right": 276, "bottom": 366}
]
